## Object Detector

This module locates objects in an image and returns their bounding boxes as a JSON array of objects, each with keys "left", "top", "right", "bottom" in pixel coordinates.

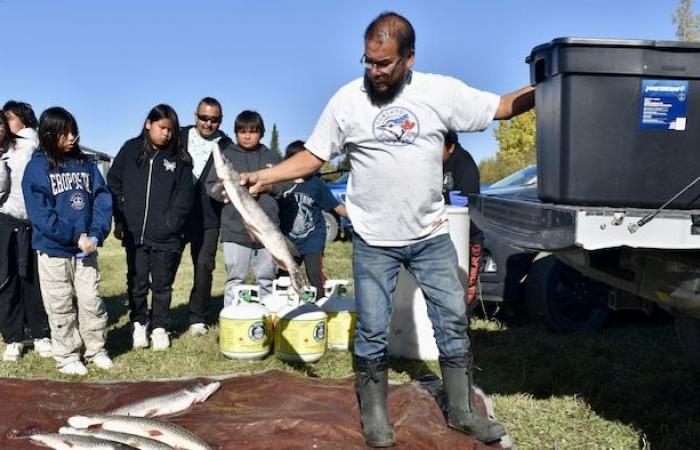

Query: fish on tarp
[
  {"left": 59, "top": 426, "right": 174, "bottom": 450},
  {"left": 68, "top": 415, "right": 213, "bottom": 450},
  {"left": 105, "top": 381, "right": 220, "bottom": 418},
  {"left": 211, "top": 141, "right": 309, "bottom": 296},
  {"left": 28, "top": 432, "right": 137, "bottom": 449}
]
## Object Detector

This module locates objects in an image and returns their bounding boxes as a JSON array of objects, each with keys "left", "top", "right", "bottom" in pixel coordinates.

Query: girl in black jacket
[{"left": 107, "top": 104, "right": 193, "bottom": 351}]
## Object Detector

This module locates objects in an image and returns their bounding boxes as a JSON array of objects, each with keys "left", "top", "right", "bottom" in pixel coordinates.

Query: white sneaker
[
  {"left": 151, "top": 328, "right": 170, "bottom": 351},
  {"left": 3, "top": 342, "right": 24, "bottom": 362},
  {"left": 132, "top": 322, "right": 149, "bottom": 349},
  {"left": 188, "top": 323, "right": 208, "bottom": 337},
  {"left": 59, "top": 361, "right": 88, "bottom": 376},
  {"left": 33, "top": 338, "right": 53, "bottom": 358},
  {"left": 90, "top": 352, "right": 114, "bottom": 370}
]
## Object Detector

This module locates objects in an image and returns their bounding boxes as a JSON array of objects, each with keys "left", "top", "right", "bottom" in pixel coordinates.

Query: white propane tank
[
  {"left": 274, "top": 288, "right": 327, "bottom": 363},
  {"left": 317, "top": 280, "right": 356, "bottom": 351},
  {"left": 262, "top": 277, "right": 294, "bottom": 324},
  {"left": 389, "top": 206, "right": 470, "bottom": 360},
  {"left": 219, "top": 285, "right": 272, "bottom": 360}
]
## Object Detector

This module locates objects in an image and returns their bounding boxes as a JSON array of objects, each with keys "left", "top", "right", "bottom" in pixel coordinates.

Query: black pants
[
  {"left": 296, "top": 252, "right": 325, "bottom": 298},
  {"left": 187, "top": 227, "right": 219, "bottom": 325},
  {"left": 0, "top": 217, "right": 49, "bottom": 343},
  {"left": 126, "top": 244, "right": 181, "bottom": 330}
]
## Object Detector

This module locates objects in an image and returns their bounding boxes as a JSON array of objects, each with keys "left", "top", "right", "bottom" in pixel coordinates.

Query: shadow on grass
[
  {"left": 470, "top": 313, "right": 700, "bottom": 449},
  {"left": 104, "top": 294, "right": 226, "bottom": 358}
]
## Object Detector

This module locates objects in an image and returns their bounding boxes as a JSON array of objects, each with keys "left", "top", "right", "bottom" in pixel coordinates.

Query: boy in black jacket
[
  {"left": 107, "top": 105, "right": 193, "bottom": 351},
  {"left": 206, "top": 110, "right": 289, "bottom": 305}
]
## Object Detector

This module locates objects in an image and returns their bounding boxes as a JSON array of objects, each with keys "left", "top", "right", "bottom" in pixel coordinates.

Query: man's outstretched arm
[
  {"left": 495, "top": 85, "right": 535, "bottom": 120},
  {"left": 241, "top": 149, "right": 325, "bottom": 194}
]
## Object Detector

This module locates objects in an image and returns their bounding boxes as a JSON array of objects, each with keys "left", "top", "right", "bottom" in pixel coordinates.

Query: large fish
[
  {"left": 105, "top": 381, "right": 220, "bottom": 418},
  {"left": 59, "top": 427, "right": 174, "bottom": 450},
  {"left": 28, "top": 432, "right": 137, "bottom": 449},
  {"left": 68, "top": 415, "right": 213, "bottom": 450},
  {"left": 212, "top": 142, "right": 309, "bottom": 295}
]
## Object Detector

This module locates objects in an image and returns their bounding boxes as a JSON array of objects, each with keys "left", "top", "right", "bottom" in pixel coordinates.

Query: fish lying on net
[
  {"left": 105, "top": 382, "right": 220, "bottom": 418},
  {"left": 68, "top": 415, "right": 214, "bottom": 450}
]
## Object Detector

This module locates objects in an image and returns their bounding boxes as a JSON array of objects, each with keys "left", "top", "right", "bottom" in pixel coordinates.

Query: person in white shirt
[
  {"left": 237, "top": 12, "right": 534, "bottom": 447},
  {"left": 0, "top": 101, "right": 52, "bottom": 362}
]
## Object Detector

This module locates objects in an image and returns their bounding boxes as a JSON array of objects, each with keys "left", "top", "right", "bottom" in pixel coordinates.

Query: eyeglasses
[
  {"left": 360, "top": 54, "right": 404, "bottom": 75},
  {"left": 197, "top": 114, "right": 222, "bottom": 124}
]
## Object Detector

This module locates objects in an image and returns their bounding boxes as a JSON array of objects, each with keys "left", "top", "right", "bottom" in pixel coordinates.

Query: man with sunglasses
[
  {"left": 181, "top": 97, "right": 232, "bottom": 337},
  {"left": 238, "top": 12, "right": 534, "bottom": 447}
]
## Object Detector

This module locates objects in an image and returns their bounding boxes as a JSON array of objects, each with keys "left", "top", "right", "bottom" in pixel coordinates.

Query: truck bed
[{"left": 468, "top": 194, "right": 700, "bottom": 251}]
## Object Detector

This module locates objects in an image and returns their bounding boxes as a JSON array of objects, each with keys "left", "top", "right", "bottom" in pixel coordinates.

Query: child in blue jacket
[{"left": 22, "top": 107, "right": 113, "bottom": 376}]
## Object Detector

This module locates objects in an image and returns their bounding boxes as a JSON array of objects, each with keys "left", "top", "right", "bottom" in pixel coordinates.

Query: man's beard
[{"left": 364, "top": 73, "right": 406, "bottom": 107}]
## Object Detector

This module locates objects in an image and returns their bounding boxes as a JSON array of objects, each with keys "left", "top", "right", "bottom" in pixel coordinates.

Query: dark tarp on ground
[{"left": 0, "top": 370, "right": 509, "bottom": 449}]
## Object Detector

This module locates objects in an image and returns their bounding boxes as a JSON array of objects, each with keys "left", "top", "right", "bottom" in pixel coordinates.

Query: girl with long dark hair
[
  {"left": 107, "top": 104, "right": 193, "bottom": 351},
  {"left": 0, "top": 101, "right": 52, "bottom": 362},
  {"left": 22, "top": 106, "right": 113, "bottom": 375}
]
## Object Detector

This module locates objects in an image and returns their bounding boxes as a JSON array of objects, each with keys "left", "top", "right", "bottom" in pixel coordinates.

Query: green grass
[{"left": 2, "top": 238, "right": 699, "bottom": 449}]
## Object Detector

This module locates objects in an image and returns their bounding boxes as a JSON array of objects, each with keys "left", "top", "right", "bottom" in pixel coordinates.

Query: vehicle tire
[
  {"left": 674, "top": 314, "right": 700, "bottom": 369},
  {"left": 525, "top": 255, "right": 611, "bottom": 333},
  {"left": 323, "top": 211, "right": 339, "bottom": 243}
]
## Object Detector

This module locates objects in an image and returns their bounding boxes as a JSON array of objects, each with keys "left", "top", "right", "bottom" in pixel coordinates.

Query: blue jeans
[{"left": 352, "top": 233, "right": 469, "bottom": 365}]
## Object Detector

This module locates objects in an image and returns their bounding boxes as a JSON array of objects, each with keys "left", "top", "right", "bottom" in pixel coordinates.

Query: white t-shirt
[
  {"left": 0, "top": 127, "right": 39, "bottom": 220},
  {"left": 187, "top": 128, "right": 223, "bottom": 180},
  {"left": 305, "top": 71, "right": 500, "bottom": 246}
]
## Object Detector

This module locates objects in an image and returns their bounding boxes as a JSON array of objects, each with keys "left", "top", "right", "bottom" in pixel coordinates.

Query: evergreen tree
[
  {"left": 269, "top": 123, "right": 281, "bottom": 156},
  {"left": 673, "top": 0, "right": 700, "bottom": 41}
]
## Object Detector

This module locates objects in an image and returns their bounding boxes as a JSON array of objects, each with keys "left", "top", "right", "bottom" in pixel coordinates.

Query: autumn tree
[{"left": 673, "top": 0, "right": 700, "bottom": 41}]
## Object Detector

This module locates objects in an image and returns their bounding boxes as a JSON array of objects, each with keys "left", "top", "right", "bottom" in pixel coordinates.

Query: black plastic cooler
[{"left": 528, "top": 38, "right": 700, "bottom": 209}]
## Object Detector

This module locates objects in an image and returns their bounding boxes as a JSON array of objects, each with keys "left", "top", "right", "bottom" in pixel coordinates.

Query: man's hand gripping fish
[{"left": 211, "top": 142, "right": 309, "bottom": 296}]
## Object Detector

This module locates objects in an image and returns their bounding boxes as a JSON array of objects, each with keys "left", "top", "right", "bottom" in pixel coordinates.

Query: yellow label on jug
[
  {"left": 220, "top": 317, "right": 272, "bottom": 353},
  {"left": 274, "top": 319, "right": 326, "bottom": 355},
  {"left": 327, "top": 311, "right": 357, "bottom": 348}
]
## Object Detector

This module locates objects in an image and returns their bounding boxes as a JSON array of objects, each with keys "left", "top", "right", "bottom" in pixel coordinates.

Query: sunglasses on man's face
[{"left": 197, "top": 114, "right": 222, "bottom": 124}]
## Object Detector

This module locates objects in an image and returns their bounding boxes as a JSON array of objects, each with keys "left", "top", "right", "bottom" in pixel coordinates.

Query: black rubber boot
[
  {"left": 355, "top": 355, "right": 396, "bottom": 448},
  {"left": 441, "top": 358, "right": 507, "bottom": 444}
]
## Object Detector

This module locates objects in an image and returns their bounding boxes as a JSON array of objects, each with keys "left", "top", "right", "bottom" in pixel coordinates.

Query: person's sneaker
[
  {"left": 2, "top": 342, "right": 24, "bottom": 362},
  {"left": 151, "top": 328, "right": 170, "bottom": 351},
  {"left": 59, "top": 361, "right": 88, "bottom": 376},
  {"left": 188, "top": 323, "right": 209, "bottom": 337},
  {"left": 33, "top": 338, "right": 53, "bottom": 358},
  {"left": 132, "top": 322, "right": 149, "bottom": 349},
  {"left": 89, "top": 352, "right": 114, "bottom": 370}
]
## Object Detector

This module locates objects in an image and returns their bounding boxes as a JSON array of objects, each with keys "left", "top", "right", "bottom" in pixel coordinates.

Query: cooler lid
[{"left": 527, "top": 37, "right": 700, "bottom": 63}]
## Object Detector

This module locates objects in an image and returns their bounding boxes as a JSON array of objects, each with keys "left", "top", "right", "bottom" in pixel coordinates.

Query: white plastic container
[
  {"left": 274, "top": 293, "right": 327, "bottom": 363},
  {"left": 262, "top": 277, "right": 294, "bottom": 324},
  {"left": 317, "top": 280, "right": 356, "bottom": 351},
  {"left": 388, "top": 206, "right": 470, "bottom": 360},
  {"left": 219, "top": 285, "right": 273, "bottom": 360}
]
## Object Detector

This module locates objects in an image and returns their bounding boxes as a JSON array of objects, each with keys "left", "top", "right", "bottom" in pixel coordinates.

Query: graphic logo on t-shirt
[
  {"left": 372, "top": 107, "right": 419, "bottom": 145},
  {"left": 290, "top": 192, "right": 316, "bottom": 240},
  {"left": 70, "top": 192, "right": 85, "bottom": 211},
  {"left": 163, "top": 159, "right": 176, "bottom": 172}
]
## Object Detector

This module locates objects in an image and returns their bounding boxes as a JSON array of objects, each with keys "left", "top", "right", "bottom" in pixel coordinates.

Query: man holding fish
[{"left": 234, "top": 11, "right": 534, "bottom": 448}]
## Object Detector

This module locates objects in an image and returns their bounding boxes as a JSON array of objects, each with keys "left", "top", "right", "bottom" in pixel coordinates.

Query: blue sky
[{"left": 0, "top": 0, "right": 681, "bottom": 162}]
